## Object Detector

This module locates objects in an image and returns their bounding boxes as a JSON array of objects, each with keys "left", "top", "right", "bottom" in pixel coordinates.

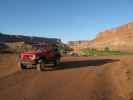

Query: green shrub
[{"left": 80, "top": 48, "right": 133, "bottom": 56}]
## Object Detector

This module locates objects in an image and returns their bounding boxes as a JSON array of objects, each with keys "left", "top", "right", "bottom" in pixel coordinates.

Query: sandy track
[
  {"left": 0, "top": 54, "right": 20, "bottom": 78},
  {"left": 0, "top": 55, "right": 132, "bottom": 100}
]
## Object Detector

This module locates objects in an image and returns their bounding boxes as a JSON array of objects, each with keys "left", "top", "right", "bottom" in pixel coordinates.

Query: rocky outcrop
[
  {"left": 68, "top": 22, "right": 133, "bottom": 51},
  {"left": 88, "top": 22, "right": 133, "bottom": 51}
]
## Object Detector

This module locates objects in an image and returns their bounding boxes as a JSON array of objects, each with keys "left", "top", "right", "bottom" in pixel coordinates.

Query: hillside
[
  {"left": 68, "top": 22, "right": 133, "bottom": 52},
  {"left": 0, "top": 33, "right": 62, "bottom": 44},
  {"left": 0, "top": 33, "right": 66, "bottom": 53},
  {"left": 0, "top": 33, "right": 67, "bottom": 47},
  {"left": 89, "top": 22, "right": 133, "bottom": 51},
  {"left": 69, "top": 22, "right": 133, "bottom": 51}
]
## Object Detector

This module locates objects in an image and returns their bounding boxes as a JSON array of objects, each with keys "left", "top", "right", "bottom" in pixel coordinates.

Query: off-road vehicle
[{"left": 19, "top": 43, "right": 61, "bottom": 71}]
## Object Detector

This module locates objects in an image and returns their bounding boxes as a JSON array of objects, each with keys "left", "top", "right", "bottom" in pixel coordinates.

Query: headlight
[{"left": 29, "top": 55, "right": 36, "bottom": 60}]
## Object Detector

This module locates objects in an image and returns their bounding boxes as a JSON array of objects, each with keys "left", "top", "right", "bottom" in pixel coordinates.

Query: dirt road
[{"left": 0, "top": 56, "right": 132, "bottom": 100}]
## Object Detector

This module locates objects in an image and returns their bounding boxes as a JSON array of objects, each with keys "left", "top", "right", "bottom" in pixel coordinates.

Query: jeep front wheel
[
  {"left": 36, "top": 62, "right": 45, "bottom": 71},
  {"left": 20, "top": 63, "right": 26, "bottom": 70}
]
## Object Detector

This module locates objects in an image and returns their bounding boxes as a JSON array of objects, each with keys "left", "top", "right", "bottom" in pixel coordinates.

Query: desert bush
[
  {"left": 20, "top": 44, "right": 32, "bottom": 52},
  {"left": 104, "top": 47, "right": 110, "bottom": 52}
]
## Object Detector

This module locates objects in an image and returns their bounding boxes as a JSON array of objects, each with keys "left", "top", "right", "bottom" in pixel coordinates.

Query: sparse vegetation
[
  {"left": 20, "top": 43, "right": 32, "bottom": 52},
  {"left": 0, "top": 43, "right": 14, "bottom": 53},
  {"left": 80, "top": 48, "right": 133, "bottom": 56}
]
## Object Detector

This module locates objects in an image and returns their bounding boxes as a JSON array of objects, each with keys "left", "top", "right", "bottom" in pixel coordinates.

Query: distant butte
[{"left": 69, "top": 22, "right": 133, "bottom": 51}]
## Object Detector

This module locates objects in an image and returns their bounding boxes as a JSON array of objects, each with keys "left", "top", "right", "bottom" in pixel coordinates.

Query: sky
[{"left": 0, "top": 0, "right": 133, "bottom": 43}]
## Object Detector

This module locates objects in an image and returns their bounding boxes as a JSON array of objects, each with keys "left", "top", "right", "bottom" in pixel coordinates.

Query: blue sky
[{"left": 0, "top": 0, "right": 133, "bottom": 42}]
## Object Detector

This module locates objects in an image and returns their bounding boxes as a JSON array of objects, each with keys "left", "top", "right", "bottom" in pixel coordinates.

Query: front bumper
[{"left": 20, "top": 60, "right": 37, "bottom": 65}]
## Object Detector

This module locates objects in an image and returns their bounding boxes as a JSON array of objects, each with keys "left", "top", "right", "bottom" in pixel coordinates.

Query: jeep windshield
[{"left": 32, "top": 44, "right": 49, "bottom": 51}]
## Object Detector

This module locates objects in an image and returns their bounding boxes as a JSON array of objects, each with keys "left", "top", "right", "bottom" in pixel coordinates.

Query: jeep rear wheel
[{"left": 54, "top": 59, "right": 60, "bottom": 66}]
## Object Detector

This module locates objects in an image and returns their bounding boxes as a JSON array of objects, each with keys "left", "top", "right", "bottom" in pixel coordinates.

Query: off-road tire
[
  {"left": 20, "top": 63, "right": 26, "bottom": 70},
  {"left": 36, "top": 62, "right": 45, "bottom": 71},
  {"left": 54, "top": 59, "right": 60, "bottom": 66}
]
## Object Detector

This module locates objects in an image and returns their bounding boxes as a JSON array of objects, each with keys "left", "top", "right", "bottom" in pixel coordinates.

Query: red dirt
[
  {"left": 0, "top": 54, "right": 19, "bottom": 78},
  {"left": 0, "top": 54, "right": 133, "bottom": 100}
]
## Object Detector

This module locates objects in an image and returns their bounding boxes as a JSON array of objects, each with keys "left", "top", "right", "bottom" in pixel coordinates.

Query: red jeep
[{"left": 19, "top": 43, "right": 61, "bottom": 71}]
